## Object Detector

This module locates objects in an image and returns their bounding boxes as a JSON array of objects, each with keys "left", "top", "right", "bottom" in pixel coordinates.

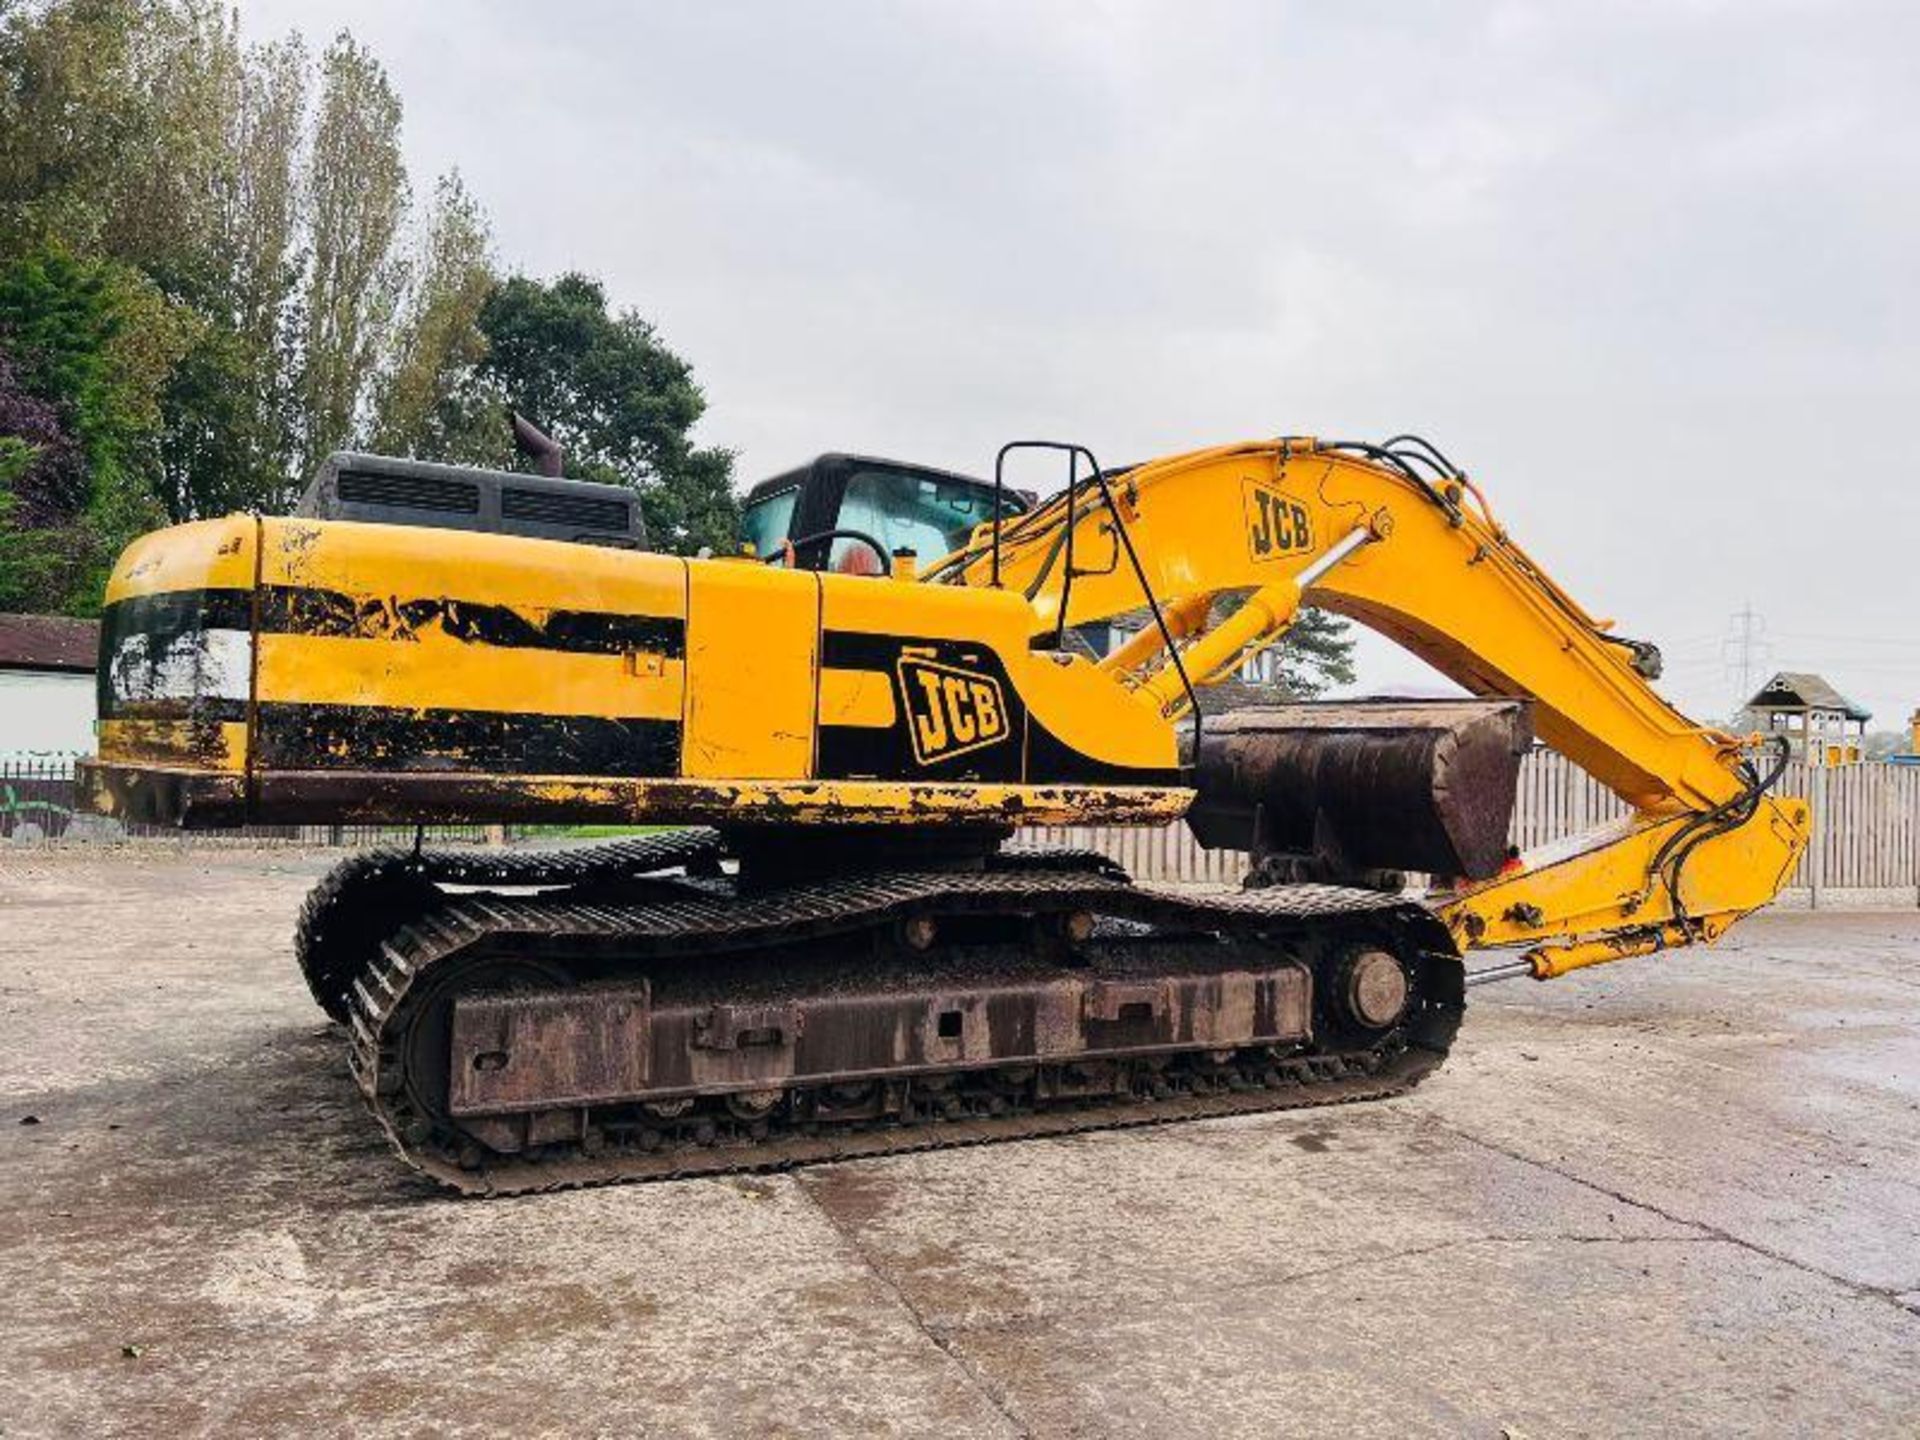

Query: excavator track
[
  {"left": 294, "top": 830, "right": 728, "bottom": 1022},
  {"left": 313, "top": 844, "right": 1464, "bottom": 1196}
]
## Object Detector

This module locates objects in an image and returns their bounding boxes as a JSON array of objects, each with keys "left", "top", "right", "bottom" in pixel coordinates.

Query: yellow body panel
[
  {"left": 105, "top": 515, "right": 256, "bottom": 605},
  {"left": 96, "top": 718, "right": 249, "bottom": 773},
  {"left": 92, "top": 509, "right": 1184, "bottom": 827},
  {"left": 1014, "top": 648, "right": 1173, "bottom": 771},
  {"left": 256, "top": 635, "right": 686, "bottom": 721},
  {"left": 258, "top": 516, "right": 687, "bottom": 617},
  {"left": 684, "top": 563, "right": 818, "bottom": 778}
]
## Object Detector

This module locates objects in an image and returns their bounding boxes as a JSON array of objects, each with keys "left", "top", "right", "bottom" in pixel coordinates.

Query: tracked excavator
[{"left": 78, "top": 429, "right": 1810, "bottom": 1194}]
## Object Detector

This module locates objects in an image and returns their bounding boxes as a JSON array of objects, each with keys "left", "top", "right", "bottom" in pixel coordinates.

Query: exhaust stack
[{"left": 512, "top": 412, "right": 565, "bottom": 478}]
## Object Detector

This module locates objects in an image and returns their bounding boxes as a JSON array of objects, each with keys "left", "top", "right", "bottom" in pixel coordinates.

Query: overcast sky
[{"left": 239, "top": 0, "right": 1920, "bottom": 728}]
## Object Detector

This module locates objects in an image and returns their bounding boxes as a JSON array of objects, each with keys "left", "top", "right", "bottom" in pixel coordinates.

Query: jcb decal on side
[
  {"left": 896, "top": 652, "right": 1010, "bottom": 765},
  {"left": 1242, "top": 478, "right": 1313, "bottom": 562}
]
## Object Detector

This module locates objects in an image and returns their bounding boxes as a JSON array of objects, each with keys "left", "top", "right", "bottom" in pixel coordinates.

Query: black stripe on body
[
  {"left": 99, "top": 585, "right": 685, "bottom": 658},
  {"left": 816, "top": 629, "right": 1181, "bottom": 787},
  {"left": 97, "top": 589, "right": 255, "bottom": 722},
  {"left": 818, "top": 631, "right": 1027, "bottom": 782},
  {"left": 1025, "top": 721, "right": 1182, "bottom": 787},
  {"left": 254, "top": 703, "right": 680, "bottom": 777},
  {"left": 96, "top": 589, "right": 244, "bottom": 720},
  {"left": 101, "top": 588, "right": 255, "bottom": 642},
  {"left": 255, "top": 586, "right": 685, "bottom": 657},
  {"left": 106, "top": 697, "right": 251, "bottom": 723}
]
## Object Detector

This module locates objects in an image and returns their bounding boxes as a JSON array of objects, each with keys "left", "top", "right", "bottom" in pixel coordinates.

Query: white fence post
[{"left": 1806, "top": 764, "right": 1827, "bottom": 909}]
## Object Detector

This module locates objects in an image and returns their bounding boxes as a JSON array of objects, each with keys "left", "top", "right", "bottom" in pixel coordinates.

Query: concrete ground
[{"left": 1, "top": 847, "right": 1916, "bottom": 1439}]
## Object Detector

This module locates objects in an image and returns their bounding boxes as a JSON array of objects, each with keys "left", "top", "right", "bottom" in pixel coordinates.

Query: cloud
[{"left": 236, "top": 0, "right": 1920, "bottom": 724}]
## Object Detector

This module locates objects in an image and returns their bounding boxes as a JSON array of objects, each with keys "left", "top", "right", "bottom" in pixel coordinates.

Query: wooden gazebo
[{"left": 1744, "top": 672, "right": 1871, "bottom": 767}]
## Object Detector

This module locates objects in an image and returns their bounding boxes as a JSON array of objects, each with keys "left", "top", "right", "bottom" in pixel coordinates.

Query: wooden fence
[
  {"left": 8, "top": 751, "right": 1918, "bottom": 905},
  {"left": 1015, "top": 753, "right": 1920, "bottom": 906}
]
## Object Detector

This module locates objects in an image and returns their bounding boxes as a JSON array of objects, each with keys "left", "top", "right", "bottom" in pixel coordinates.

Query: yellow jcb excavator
[{"left": 78, "top": 430, "right": 1809, "bottom": 1193}]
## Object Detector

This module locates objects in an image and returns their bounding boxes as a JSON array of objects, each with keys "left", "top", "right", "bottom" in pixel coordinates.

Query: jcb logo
[
  {"left": 897, "top": 654, "right": 1010, "bottom": 765},
  {"left": 1243, "top": 478, "right": 1313, "bottom": 562}
]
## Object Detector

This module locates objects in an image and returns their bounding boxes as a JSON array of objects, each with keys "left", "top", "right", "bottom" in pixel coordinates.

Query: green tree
[
  {"left": 1203, "top": 594, "right": 1357, "bottom": 698},
  {"left": 0, "top": 1, "right": 244, "bottom": 289},
  {"left": 0, "top": 0, "right": 148, "bottom": 256},
  {"left": 295, "top": 31, "right": 407, "bottom": 475},
  {"left": 155, "top": 313, "right": 280, "bottom": 519},
  {"left": 98, "top": 0, "right": 242, "bottom": 295},
  {"left": 0, "top": 342, "right": 86, "bottom": 612},
  {"left": 1269, "top": 607, "right": 1357, "bottom": 697},
  {"left": 475, "top": 273, "right": 738, "bottom": 553},
  {"left": 371, "top": 172, "right": 502, "bottom": 465},
  {"left": 0, "top": 1, "right": 742, "bottom": 606},
  {"left": 0, "top": 254, "right": 171, "bottom": 612},
  {"left": 153, "top": 28, "right": 310, "bottom": 520}
]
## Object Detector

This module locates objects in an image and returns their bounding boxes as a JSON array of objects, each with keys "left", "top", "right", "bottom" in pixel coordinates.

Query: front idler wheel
[{"left": 1340, "top": 948, "right": 1411, "bottom": 1031}]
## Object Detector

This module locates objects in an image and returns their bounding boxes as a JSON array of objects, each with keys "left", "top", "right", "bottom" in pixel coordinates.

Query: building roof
[
  {"left": 0, "top": 613, "right": 99, "bottom": 674},
  {"left": 1194, "top": 677, "right": 1297, "bottom": 714},
  {"left": 1746, "top": 671, "right": 1872, "bottom": 723}
]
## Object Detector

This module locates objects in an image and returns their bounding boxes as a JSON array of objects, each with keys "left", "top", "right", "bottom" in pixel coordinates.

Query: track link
[
  {"left": 295, "top": 830, "right": 726, "bottom": 1022},
  {"left": 326, "top": 852, "right": 1463, "bottom": 1196}
]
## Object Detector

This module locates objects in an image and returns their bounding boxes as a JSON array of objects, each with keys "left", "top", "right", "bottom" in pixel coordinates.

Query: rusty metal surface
[
  {"left": 451, "top": 960, "right": 1311, "bottom": 1118},
  {"left": 450, "top": 987, "right": 653, "bottom": 1114},
  {"left": 75, "top": 758, "right": 245, "bottom": 827},
  {"left": 510, "top": 412, "right": 565, "bottom": 477},
  {"left": 294, "top": 830, "right": 725, "bottom": 1023},
  {"left": 1187, "top": 699, "right": 1532, "bottom": 880},
  {"left": 293, "top": 832, "right": 1118, "bottom": 1025},
  {"left": 328, "top": 854, "right": 1462, "bottom": 1195},
  {"left": 1344, "top": 949, "right": 1411, "bottom": 1028},
  {"left": 80, "top": 759, "right": 1193, "bottom": 831}
]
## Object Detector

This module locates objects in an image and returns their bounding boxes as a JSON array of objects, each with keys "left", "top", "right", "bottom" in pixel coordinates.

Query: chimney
[{"left": 511, "top": 412, "right": 564, "bottom": 478}]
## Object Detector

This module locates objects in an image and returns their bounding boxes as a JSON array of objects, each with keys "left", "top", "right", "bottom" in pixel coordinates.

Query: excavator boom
[{"left": 934, "top": 437, "right": 1809, "bottom": 976}]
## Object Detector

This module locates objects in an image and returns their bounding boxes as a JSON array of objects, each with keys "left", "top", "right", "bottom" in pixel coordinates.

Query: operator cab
[{"left": 740, "top": 453, "right": 1026, "bottom": 575}]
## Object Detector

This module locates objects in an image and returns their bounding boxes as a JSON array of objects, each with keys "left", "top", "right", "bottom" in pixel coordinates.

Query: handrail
[{"left": 991, "top": 440, "right": 1201, "bottom": 753}]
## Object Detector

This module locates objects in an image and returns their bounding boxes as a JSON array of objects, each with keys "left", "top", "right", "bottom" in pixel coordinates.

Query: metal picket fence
[
  {"left": 1015, "top": 752, "right": 1920, "bottom": 906},
  {"left": 0, "top": 758, "right": 498, "bottom": 847}
]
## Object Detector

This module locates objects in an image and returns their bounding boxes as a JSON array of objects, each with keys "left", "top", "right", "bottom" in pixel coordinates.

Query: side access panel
[{"left": 682, "top": 563, "right": 819, "bottom": 779}]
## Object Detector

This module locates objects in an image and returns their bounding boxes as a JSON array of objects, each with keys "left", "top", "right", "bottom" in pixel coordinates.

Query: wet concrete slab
[{"left": 1, "top": 849, "right": 1916, "bottom": 1437}]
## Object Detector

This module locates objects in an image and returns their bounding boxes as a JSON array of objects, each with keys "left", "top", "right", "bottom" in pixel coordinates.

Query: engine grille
[
  {"left": 336, "top": 469, "right": 480, "bottom": 515},
  {"left": 502, "top": 487, "right": 631, "bottom": 533}
]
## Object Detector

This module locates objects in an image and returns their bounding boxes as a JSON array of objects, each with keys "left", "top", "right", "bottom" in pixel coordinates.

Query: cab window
[
  {"left": 830, "top": 468, "right": 1018, "bottom": 573},
  {"left": 739, "top": 485, "right": 800, "bottom": 560}
]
